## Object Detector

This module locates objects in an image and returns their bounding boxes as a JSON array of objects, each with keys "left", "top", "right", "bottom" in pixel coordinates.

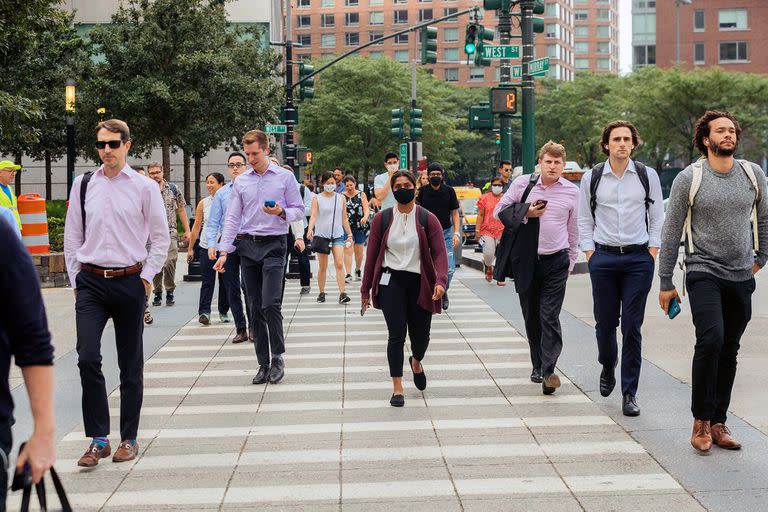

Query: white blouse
[{"left": 383, "top": 207, "right": 421, "bottom": 274}]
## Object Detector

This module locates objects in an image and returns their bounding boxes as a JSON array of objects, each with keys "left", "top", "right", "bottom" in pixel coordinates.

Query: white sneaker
[{"left": 219, "top": 313, "right": 230, "bottom": 323}]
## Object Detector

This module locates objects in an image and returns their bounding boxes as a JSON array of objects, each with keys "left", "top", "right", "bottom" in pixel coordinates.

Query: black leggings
[{"left": 378, "top": 270, "right": 433, "bottom": 377}]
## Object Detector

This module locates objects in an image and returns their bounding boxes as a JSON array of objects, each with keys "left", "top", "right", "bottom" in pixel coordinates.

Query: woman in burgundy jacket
[{"left": 360, "top": 171, "right": 449, "bottom": 407}]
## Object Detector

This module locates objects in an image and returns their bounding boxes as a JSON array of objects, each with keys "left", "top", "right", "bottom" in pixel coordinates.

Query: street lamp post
[
  {"left": 675, "top": 0, "right": 692, "bottom": 66},
  {"left": 65, "top": 79, "right": 76, "bottom": 196}
]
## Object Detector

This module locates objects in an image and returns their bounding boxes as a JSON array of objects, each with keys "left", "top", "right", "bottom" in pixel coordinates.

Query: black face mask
[
  {"left": 429, "top": 176, "right": 442, "bottom": 186},
  {"left": 393, "top": 188, "right": 415, "bottom": 204}
]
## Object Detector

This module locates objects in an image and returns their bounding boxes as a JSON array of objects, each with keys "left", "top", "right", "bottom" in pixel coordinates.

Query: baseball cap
[{"left": 0, "top": 161, "right": 21, "bottom": 171}]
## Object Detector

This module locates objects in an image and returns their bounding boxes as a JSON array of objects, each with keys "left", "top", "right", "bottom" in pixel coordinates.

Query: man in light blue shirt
[
  {"left": 373, "top": 152, "right": 401, "bottom": 211},
  {"left": 205, "top": 152, "right": 250, "bottom": 343},
  {"left": 578, "top": 120, "right": 664, "bottom": 418}
]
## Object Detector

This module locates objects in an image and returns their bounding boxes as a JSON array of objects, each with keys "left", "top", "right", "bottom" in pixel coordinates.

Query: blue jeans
[
  {"left": 443, "top": 227, "right": 455, "bottom": 290},
  {"left": 198, "top": 247, "right": 229, "bottom": 316}
]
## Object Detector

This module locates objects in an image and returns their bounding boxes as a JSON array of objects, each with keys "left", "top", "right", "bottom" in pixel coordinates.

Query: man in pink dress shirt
[
  {"left": 214, "top": 130, "right": 304, "bottom": 386},
  {"left": 64, "top": 119, "right": 170, "bottom": 468},
  {"left": 494, "top": 141, "right": 579, "bottom": 395}
]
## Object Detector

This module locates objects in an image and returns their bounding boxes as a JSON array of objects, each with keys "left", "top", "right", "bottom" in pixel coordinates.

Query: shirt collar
[
  {"left": 245, "top": 162, "right": 282, "bottom": 177},
  {"left": 603, "top": 159, "right": 636, "bottom": 175},
  {"left": 96, "top": 163, "right": 135, "bottom": 178}
]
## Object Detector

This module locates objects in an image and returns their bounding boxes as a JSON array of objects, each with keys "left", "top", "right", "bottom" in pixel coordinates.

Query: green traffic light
[{"left": 465, "top": 43, "right": 476, "bottom": 55}]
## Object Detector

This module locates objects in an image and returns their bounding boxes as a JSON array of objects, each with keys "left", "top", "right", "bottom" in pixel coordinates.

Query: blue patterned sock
[{"left": 92, "top": 437, "right": 109, "bottom": 447}]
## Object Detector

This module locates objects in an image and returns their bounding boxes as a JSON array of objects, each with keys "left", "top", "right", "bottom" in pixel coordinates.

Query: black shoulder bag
[{"left": 12, "top": 442, "right": 72, "bottom": 512}]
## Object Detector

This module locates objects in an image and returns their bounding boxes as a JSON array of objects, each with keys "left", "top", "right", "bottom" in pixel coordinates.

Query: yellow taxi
[{"left": 454, "top": 186, "right": 482, "bottom": 244}]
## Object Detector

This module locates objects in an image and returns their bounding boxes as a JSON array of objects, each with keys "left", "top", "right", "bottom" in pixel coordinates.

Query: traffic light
[
  {"left": 297, "top": 147, "right": 313, "bottom": 165},
  {"left": 298, "top": 63, "right": 314, "bottom": 100},
  {"left": 482, "top": 0, "right": 511, "bottom": 10},
  {"left": 489, "top": 87, "right": 518, "bottom": 114},
  {"left": 533, "top": 0, "right": 545, "bottom": 14},
  {"left": 473, "top": 24, "right": 494, "bottom": 67},
  {"left": 495, "top": 132, "right": 500, "bottom": 145},
  {"left": 409, "top": 108, "right": 422, "bottom": 139},
  {"left": 533, "top": 0, "right": 545, "bottom": 34},
  {"left": 464, "top": 24, "right": 477, "bottom": 55},
  {"left": 391, "top": 108, "right": 404, "bottom": 138},
  {"left": 420, "top": 27, "right": 438, "bottom": 65}
]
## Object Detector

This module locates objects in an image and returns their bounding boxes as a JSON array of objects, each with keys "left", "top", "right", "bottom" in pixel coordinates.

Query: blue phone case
[
  {"left": 668, "top": 298, "right": 681, "bottom": 319},
  {"left": 264, "top": 200, "right": 276, "bottom": 207}
]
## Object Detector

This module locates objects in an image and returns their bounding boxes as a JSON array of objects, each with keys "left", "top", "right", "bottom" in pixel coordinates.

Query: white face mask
[
  {"left": 386, "top": 163, "right": 398, "bottom": 173},
  {"left": 324, "top": 184, "right": 336, "bottom": 193},
  {"left": 491, "top": 185, "right": 503, "bottom": 195}
]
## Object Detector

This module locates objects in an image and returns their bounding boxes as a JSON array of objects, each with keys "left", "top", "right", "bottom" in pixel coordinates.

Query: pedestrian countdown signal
[
  {"left": 489, "top": 87, "right": 517, "bottom": 114},
  {"left": 297, "top": 148, "right": 313, "bottom": 165}
]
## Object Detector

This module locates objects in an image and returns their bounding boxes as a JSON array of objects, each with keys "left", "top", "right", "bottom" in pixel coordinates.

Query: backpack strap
[
  {"left": 380, "top": 207, "right": 394, "bottom": 233},
  {"left": 635, "top": 161, "right": 654, "bottom": 231},
  {"left": 80, "top": 171, "right": 94, "bottom": 237},
  {"left": 684, "top": 159, "right": 705, "bottom": 253},
  {"left": 520, "top": 173, "right": 539, "bottom": 204},
  {"left": 417, "top": 205, "right": 430, "bottom": 235},
  {"left": 381, "top": 206, "right": 429, "bottom": 236},
  {"left": 589, "top": 162, "right": 606, "bottom": 222},
  {"left": 737, "top": 159, "right": 760, "bottom": 251}
]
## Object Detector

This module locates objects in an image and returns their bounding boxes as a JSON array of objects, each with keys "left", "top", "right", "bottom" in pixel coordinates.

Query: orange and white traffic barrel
[{"left": 18, "top": 194, "right": 50, "bottom": 254}]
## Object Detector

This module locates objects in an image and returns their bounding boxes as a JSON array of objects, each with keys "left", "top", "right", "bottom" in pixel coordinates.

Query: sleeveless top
[
  {"left": 315, "top": 193, "right": 345, "bottom": 239},
  {"left": 344, "top": 192, "right": 369, "bottom": 234},
  {"left": 199, "top": 195, "right": 213, "bottom": 249}
]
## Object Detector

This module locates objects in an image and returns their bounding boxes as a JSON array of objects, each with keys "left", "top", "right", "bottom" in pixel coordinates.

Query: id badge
[{"left": 379, "top": 272, "right": 391, "bottom": 286}]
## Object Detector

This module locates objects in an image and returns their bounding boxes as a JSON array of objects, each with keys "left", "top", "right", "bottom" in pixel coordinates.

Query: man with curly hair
[{"left": 658, "top": 110, "right": 768, "bottom": 453}]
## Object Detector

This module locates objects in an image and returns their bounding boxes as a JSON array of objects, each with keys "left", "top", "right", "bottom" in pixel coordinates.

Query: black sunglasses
[{"left": 95, "top": 140, "right": 123, "bottom": 149}]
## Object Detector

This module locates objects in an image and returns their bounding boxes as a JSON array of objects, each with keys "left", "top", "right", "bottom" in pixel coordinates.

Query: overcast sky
[{"left": 618, "top": 0, "right": 632, "bottom": 74}]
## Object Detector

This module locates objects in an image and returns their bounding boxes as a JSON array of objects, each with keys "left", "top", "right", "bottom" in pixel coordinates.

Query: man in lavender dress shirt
[
  {"left": 64, "top": 119, "right": 170, "bottom": 468},
  {"left": 214, "top": 130, "right": 304, "bottom": 385},
  {"left": 494, "top": 141, "right": 579, "bottom": 396}
]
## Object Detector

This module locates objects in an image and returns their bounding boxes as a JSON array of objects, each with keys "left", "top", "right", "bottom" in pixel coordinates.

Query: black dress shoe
[
  {"left": 530, "top": 368, "right": 543, "bottom": 383},
  {"left": 268, "top": 359, "right": 285, "bottom": 384},
  {"left": 409, "top": 356, "right": 427, "bottom": 391},
  {"left": 252, "top": 365, "right": 270, "bottom": 385},
  {"left": 623, "top": 394, "right": 640, "bottom": 416},
  {"left": 390, "top": 394, "right": 405, "bottom": 407},
  {"left": 600, "top": 365, "right": 616, "bottom": 397},
  {"left": 232, "top": 329, "right": 249, "bottom": 344}
]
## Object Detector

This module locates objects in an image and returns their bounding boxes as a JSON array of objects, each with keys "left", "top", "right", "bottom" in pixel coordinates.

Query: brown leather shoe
[
  {"left": 542, "top": 373, "right": 561, "bottom": 395},
  {"left": 232, "top": 329, "right": 248, "bottom": 344},
  {"left": 77, "top": 442, "right": 111, "bottom": 467},
  {"left": 711, "top": 423, "right": 742, "bottom": 450},
  {"left": 691, "top": 419, "right": 712, "bottom": 453},
  {"left": 112, "top": 440, "right": 139, "bottom": 462},
  {"left": 484, "top": 266, "right": 493, "bottom": 282}
]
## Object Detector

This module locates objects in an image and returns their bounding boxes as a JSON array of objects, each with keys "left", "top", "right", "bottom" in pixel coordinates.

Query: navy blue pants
[
  {"left": 198, "top": 247, "right": 230, "bottom": 316},
  {"left": 588, "top": 248, "right": 654, "bottom": 397},
  {"left": 220, "top": 243, "right": 248, "bottom": 331}
]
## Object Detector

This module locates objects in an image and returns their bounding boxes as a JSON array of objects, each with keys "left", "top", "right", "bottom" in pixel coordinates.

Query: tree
[
  {"left": 299, "top": 57, "right": 467, "bottom": 184},
  {"left": 89, "top": 0, "right": 282, "bottom": 183}
]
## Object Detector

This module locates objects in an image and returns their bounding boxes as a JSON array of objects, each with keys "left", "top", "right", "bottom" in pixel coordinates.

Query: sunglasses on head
[{"left": 95, "top": 140, "right": 123, "bottom": 149}]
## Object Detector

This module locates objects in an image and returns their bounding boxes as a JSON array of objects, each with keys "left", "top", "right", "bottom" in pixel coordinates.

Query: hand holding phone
[
  {"left": 533, "top": 199, "right": 548, "bottom": 208},
  {"left": 264, "top": 200, "right": 276, "bottom": 208},
  {"left": 668, "top": 297, "right": 681, "bottom": 319}
]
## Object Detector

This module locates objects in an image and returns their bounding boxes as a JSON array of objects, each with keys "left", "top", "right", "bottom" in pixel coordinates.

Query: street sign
[
  {"left": 265, "top": 124, "right": 287, "bottom": 134},
  {"left": 481, "top": 45, "right": 520, "bottom": 59},
  {"left": 511, "top": 66, "right": 521, "bottom": 79},
  {"left": 399, "top": 143, "right": 408, "bottom": 170},
  {"left": 529, "top": 57, "right": 550, "bottom": 76}
]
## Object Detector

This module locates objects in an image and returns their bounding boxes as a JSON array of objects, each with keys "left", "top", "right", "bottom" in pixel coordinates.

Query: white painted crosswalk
[{"left": 47, "top": 281, "right": 693, "bottom": 510}]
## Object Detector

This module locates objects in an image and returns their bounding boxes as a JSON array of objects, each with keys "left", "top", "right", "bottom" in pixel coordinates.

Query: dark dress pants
[
  {"left": 378, "top": 270, "right": 433, "bottom": 377},
  {"left": 0, "top": 419, "right": 10, "bottom": 512},
  {"left": 686, "top": 271, "right": 754, "bottom": 424},
  {"left": 239, "top": 237, "right": 287, "bottom": 366},
  {"left": 588, "top": 249, "right": 654, "bottom": 397},
  {"left": 221, "top": 242, "right": 247, "bottom": 331},
  {"left": 75, "top": 271, "right": 145, "bottom": 440},
  {"left": 198, "top": 247, "right": 229, "bottom": 316},
  {"left": 517, "top": 251, "right": 569, "bottom": 377}
]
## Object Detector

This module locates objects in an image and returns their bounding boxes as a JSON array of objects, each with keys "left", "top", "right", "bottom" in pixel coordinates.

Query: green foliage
[
  {"left": 46, "top": 200, "right": 68, "bottom": 219},
  {"left": 536, "top": 68, "right": 768, "bottom": 169},
  {"left": 298, "top": 57, "right": 468, "bottom": 183},
  {"left": 47, "top": 216, "right": 65, "bottom": 253}
]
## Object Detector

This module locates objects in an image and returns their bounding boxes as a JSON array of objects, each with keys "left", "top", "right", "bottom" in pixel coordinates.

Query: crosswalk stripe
[{"left": 161, "top": 336, "right": 527, "bottom": 348}]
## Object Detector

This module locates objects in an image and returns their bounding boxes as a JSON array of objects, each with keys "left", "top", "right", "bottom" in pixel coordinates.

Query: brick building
[
  {"left": 633, "top": 0, "right": 768, "bottom": 72},
  {"left": 292, "top": 0, "right": 578, "bottom": 85},
  {"left": 573, "top": 0, "right": 619, "bottom": 74}
]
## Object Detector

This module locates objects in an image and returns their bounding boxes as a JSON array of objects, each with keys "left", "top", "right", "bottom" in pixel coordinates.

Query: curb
[{"left": 460, "top": 253, "right": 589, "bottom": 275}]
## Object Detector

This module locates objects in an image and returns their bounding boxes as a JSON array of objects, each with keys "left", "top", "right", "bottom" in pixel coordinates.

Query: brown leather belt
[{"left": 81, "top": 263, "right": 143, "bottom": 278}]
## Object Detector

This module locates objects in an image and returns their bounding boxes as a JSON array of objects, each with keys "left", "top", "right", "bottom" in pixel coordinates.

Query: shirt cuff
[
  {"left": 660, "top": 276, "right": 675, "bottom": 291},
  {"left": 580, "top": 241, "right": 596, "bottom": 252},
  {"left": 755, "top": 254, "right": 768, "bottom": 268},
  {"left": 140, "top": 269, "right": 155, "bottom": 283}
]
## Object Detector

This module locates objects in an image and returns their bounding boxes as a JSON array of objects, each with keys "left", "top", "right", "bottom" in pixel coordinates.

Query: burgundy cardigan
[{"left": 360, "top": 205, "right": 449, "bottom": 314}]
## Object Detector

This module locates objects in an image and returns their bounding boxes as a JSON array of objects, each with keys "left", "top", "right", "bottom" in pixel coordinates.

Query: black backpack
[
  {"left": 589, "top": 161, "right": 654, "bottom": 230},
  {"left": 380, "top": 206, "right": 430, "bottom": 235}
]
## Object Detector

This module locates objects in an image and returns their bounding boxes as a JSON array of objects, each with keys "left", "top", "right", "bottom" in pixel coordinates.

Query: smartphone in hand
[
  {"left": 264, "top": 200, "right": 276, "bottom": 208},
  {"left": 668, "top": 298, "right": 681, "bottom": 319},
  {"left": 533, "top": 199, "right": 548, "bottom": 208}
]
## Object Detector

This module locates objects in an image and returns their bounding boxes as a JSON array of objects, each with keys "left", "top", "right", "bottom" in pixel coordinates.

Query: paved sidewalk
[{"left": 11, "top": 275, "right": 706, "bottom": 511}]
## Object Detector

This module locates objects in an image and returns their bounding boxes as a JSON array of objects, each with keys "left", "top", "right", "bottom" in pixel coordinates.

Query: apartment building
[
  {"left": 292, "top": 0, "right": 577, "bottom": 85},
  {"left": 573, "top": 0, "right": 619, "bottom": 74},
  {"left": 633, "top": 0, "right": 767, "bottom": 72}
]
